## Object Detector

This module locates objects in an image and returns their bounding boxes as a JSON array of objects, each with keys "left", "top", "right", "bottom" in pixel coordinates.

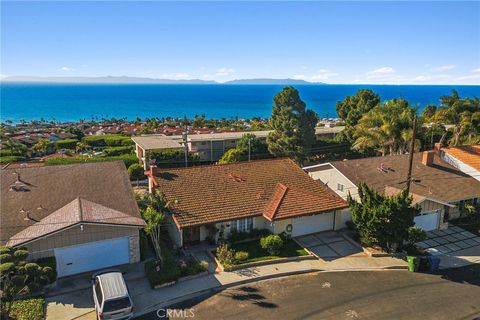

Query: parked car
[{"left": 92, "top": 270, "right": 133, "bottom": 320}]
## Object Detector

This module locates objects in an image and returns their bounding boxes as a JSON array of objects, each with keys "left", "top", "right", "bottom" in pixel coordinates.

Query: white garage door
[
  {"left": 55, "top": 237, "right": 129, "bottom": 278},
  {"left": 292, "top": 212, "right": 334, "bottom": 237}
]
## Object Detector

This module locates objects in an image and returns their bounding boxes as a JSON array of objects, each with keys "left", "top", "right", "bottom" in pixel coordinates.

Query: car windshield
[{"left": 103, "top": 297, "right": 131, "bottom": 312}]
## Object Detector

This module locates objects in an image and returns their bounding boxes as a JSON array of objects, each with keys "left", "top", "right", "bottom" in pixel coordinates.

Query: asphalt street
[{"left": 136, "top": 265, "right": 480, "bottom": 320}]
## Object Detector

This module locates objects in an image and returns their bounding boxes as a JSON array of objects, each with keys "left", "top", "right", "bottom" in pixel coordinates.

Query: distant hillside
[
  {"left": 1, "top": 76, "right": 217, "bottom": 84},
  {"left": 224, "top": 78, "right": 325, "bottom": 85}
]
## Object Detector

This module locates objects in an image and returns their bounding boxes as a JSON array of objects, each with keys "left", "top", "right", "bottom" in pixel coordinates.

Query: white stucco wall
[{"left": 305, "top": 164, "right": 359, "bottom": 201}]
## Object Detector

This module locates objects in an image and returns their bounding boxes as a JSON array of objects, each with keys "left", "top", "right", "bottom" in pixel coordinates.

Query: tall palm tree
[{"left": 353, "top": 99, "right": 416, "bottom": 156}]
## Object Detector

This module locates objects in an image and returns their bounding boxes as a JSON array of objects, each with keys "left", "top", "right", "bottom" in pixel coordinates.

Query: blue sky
[{"left": 1, "top": 1, "right": 479, "bottom": 84}]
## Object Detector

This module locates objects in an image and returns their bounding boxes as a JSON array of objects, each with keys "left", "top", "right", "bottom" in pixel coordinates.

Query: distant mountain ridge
[
  {"left": 223, "top": 78, "right": 325, "bottom": 85},
  {"left": 1, "top": 76, "right": 325, "bottom": 85}
]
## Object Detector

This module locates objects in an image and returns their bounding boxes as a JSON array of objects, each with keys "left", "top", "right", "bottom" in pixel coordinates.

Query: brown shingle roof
[
  {"left": 330, "top": 153, "right": 480, "bottom": 203},
  {"left": 152, "top": 158, "right": 347, "bottom": 227},
  {"left": 1, "top": 161, "right": 143, "bottom": 245},
  {"left": 442, "top": 145, "right": 480, "bottom": 171}
]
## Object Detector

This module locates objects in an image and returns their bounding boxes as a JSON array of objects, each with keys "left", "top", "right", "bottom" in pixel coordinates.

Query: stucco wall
[
  {"left": 24, "top": 224, "right": 140, "bottom": 261},
  {"left": 307, "top": 165, "right": 359, "bottom": 201}
]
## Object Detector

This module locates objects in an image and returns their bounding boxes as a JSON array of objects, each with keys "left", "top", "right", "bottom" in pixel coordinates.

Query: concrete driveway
[
  {"left": 294, "top": 231, "right": 363, "bottom": 260},
  {"left": 416, "top": 225, "right": 480, "bottom": 268},
  {"left": 45, "top": 288, "right": 95, "bottom": 320}
]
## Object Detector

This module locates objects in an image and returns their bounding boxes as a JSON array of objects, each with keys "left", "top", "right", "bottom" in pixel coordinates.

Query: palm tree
[{"left": 352, "top": 99, "right": 416, "bottom": 156}]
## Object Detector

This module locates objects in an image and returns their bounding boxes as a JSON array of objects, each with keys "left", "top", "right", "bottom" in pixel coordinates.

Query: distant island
[{"left": 1, "top": 75, "right": 325, "bottom": 85}]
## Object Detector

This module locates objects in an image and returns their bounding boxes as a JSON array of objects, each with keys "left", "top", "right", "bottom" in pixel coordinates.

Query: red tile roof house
[
  {"left": 1, "top": 161, "right": 145, "bottom": 278},
  {"left": 438, "top": 144, "right": 480, "bottom": 182},
  {"left": 145, "top": 158, "right": 348, "bottom": 248},
  {"left": 304, "top": 151, "right": 480, "bottom": 231}
]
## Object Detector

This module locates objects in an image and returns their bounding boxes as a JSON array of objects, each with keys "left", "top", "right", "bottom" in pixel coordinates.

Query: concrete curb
[{"left": 133, "top": 266, "right": 407, "bottom": 318}]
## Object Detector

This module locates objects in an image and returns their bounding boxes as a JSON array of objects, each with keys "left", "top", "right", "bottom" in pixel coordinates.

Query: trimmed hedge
[
  {"left": 45, "top": 154, "right": 138, "bottom": 168},
  {"left": 55, "top": 139, "right": 78, "bottom": 150},
  {"left": 104, "top": 146, "right": 134, "bottom": 156},
  {"left": 147, "top": 149, "right": 200, "bottom": 167},
  {"left": 9, "top": 297, "right": 45, "bottom": 320},
  {"left": 0, "top": 155, "right": 25, "bottom": 164},
  {"left": 82, "top": 134, "right": 134, "bottom": 147},
  {"left": 0, "top": 149, "right": 13, "bottom": 156}
]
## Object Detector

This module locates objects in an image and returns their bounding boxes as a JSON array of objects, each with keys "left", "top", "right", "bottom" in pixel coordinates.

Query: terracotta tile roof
[
  {"left": 151, "top": 158, "right": 348, "bottom": 227},
  {"left": 442, "top": 145, "right": 480, "bottom": 171},
  {"left": 7, "top": 198, "right": 145, "bottom": 246},
  {"left": 330, "top": 153, "right": 480, "bottom": 203},
  {"left": 1, "top": 161, "right": 143, "bottom": 245}
]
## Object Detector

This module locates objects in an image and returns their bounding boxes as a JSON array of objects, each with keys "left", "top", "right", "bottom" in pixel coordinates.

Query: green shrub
[
  {"left": 234, "top": 251, "right": 249, "bottom": 262},
  {"left": 406, "top": 226, "right": 427, "bottom": 245},
  {"left": 215, "top": 242, "right": 235, "bottom": 268},
  {"left": 36, "top": 256, "right": 57, "bottom": 279},
  {"left": 9, "top": 297, "right": 45, "bottom": 320},
  {"left": 56, "top": 139, "right": 78, "bottom": 150},
  {"left": 0, "top": 149, "right": 13, "bottom": 156},
  {"left": 147, "top": 149, "right": 200, "bottom": 168},
  {"left": 0, "top": 155, "right": 25, "bottom": 164},
  {"left": 104, "top": 146, "right": 134, "bottom": 156},
  {"left": 199, "top": 260, "right": 209, "bottom": 271},
  {"left": 228, "top": 228, "right": 271, "bottom": 244},
  {"left": 45, "top": 154, "right": 138, "bottom": 168},
  {"left": 128, "top": 163, "right": 146, "bottom": 181},
  {"left": 82, "top": 134, "right": 132, "bottom": 147},
  {"left": 260, "top": 235, "right": 284, "bottom": 255}
]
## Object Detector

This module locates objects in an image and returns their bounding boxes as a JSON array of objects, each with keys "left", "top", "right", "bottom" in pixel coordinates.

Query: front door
[{"left": 183, "top": 226, "right": 201, "bottom": 244}]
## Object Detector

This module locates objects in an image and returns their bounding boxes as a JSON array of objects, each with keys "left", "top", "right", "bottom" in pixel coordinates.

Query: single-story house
[
  {"left": 1, "top": 161, "right": 145, "bottom": 278},
  {"left": 438, "top": 144, "right": 480, "bottom": 182},
  {"left": 145, "top": 158, "right": 348, "bottom": 248},
  {"left": 304, "top": 151, "right": 480, "bottom": 231}
]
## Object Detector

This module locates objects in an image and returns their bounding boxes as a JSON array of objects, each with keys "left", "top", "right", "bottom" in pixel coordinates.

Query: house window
[
  {"left": 201, "top": 142, "right": 207, "bottom": 145},
  {"left": 337, "top": 183, "right": 345, "bottom": 192},
  {"left": 230, "top": 217, "right": 254, "bottom": 232}
]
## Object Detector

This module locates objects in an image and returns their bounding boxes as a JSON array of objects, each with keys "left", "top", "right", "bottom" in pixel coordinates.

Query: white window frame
[{"left": 230, "top": 217, "right": 254, "bottom": 233}]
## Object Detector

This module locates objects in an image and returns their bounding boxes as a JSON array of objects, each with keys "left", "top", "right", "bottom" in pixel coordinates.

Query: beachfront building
[{"left": 132, "top": 126, "right": 344, "bottom": 168}]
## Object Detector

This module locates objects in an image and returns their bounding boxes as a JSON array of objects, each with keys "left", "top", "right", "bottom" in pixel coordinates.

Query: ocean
[{"left": 1, "top": 83, "right": 479, "bottom": 122}]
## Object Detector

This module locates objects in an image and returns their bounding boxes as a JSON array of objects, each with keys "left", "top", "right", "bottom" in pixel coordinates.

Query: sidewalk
[{"left": 131, "top": 256, "right": 407, "bottom": 318}]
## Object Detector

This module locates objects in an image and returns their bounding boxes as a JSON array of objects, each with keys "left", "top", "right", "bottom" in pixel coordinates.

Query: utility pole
[
  {"left": 248, "top": 137, "right": 251, "bottom": 161},
  {"left": 183, "top": 123, "right": 188, "bottom": 168},
  {"left": 406, "top": 114, "right": 418, "bottom": 194}
]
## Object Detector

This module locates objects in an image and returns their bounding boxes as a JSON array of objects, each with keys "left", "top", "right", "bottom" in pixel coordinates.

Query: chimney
[
  {"left": 422, "top": 151, "right": 434, "bottom": 166},
  {"left": 146, "top": 165, "right": 158, "bottom": 193}
]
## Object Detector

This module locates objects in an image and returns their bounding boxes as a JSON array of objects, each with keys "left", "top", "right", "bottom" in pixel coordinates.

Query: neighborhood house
[
  {"left": 145, "top": 158, "right": 349, "bottom": 247},
  {"left": 0, "top": 161, "right": 145, "bottom": 277},
  {"left": 304, "top": 150, "right": 480, "bottom": 231},
  {"left": 438, "top": 144, "right": 480, "bottom": 181}
]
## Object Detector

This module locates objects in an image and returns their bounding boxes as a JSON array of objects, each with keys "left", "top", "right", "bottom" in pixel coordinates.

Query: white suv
[{"left": 92, "top": 270, "right": 133, "bottom": 320}]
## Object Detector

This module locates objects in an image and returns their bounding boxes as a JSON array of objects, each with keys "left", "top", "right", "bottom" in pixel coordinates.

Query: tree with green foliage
[
  {"left": 267, "top": 87, "right": 318, "bottom": 161},
  {"left": 237, "top": 133, "right": 268, "bottom": 158},
  {"left": 0, "top": 246, "right": 54, "bottom": 318},
  {"left": 260, "top": 235, "right": 284, "bottom": 255},
  {"left": 33, "top": 138, "right": 52, "bottom": 156},
  {"left": 435, "top": 90, "right": 480, "bottom": 146},
  {"left": 336, "top": 89, "right": 381, "bottom": 142},
  {"left": 348, "top": 183, "right": 420, "bottom": 252},
  {"left": 136, "top": 191, "right": 173, "bottom": 265},
  {"left": 219, "top": 148, "right": 244, "bottom": 164},
  {"left": 352, "top": 99, "right": 417, "bottom": 155},
  {"left": 56, "top": 139, "right": 78, "bottom": 150},
  {"left": 128, "top": 163, "right": 145, "bottom": 185},
  {"left": 75, "top": 141, "right": 88, "bottom": 153}
]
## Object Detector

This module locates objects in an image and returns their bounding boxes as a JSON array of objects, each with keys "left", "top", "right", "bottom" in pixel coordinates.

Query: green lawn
[
  {"left": 8, "top": 297, "right": 45, "bottom": 320},
  {"left": 231, "top": 238, "right": 308, "bottom": 264}
]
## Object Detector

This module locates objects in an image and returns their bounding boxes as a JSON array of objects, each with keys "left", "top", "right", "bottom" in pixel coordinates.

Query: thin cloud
[
  {"left": 430, "top": 65, "right": 456, "bottom": 72},
  {"left": 472, "top": 68, "right": 480, "bottom": 73},
  {"left": 293, "top": 69, "right": 338, "bottom": 82},
  {"left": 59, "top": 66, "right": 74, "bottom": 72},
  {"left": 366, "top": 67, "right": 396, "bottom": 79},
  {"left": 215, "top": 67, "right": 235, "bottom": 77}
]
